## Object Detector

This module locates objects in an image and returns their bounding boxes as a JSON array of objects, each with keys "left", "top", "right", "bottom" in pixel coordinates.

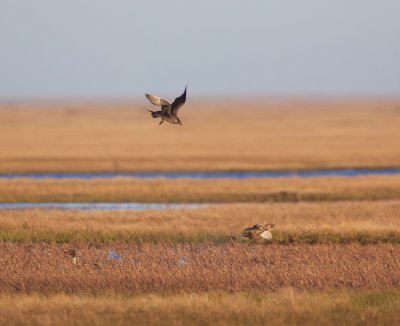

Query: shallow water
[
  {"left": 0, "top": 203, "right": 209, "bottom": 211},
  {"left": 2, "top": 168, "right": 400, "bottom": 180}
]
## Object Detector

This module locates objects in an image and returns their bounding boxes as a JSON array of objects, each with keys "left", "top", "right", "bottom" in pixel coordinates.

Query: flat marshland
[
  {"left": 1, "top": 100, "right": 400, "bottom": 325},
  {"left": 1, "top": 175, "right": 400, "bottom": 203},
  {"left": 1, "top": 243, "right": 399, "bottom": 293},
  {"left": 1, "top": 100, "right": 400, "bottom": 173},
  {"left": 1, "top": 201, "right": 400, "bottom": 244},
  {"left": 2, "top": 290, "right": 400, "bottom": 326}
]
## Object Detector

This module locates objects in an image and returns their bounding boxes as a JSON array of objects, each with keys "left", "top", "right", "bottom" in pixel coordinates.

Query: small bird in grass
[
  {"left": 145, "top": 86, "right": 187, "bottom": 125},
  {"left": 63, "top": 249, "right": 102, "bottom": 270},
  {"left": 242, "top": 223, "right": 275, "bottom": 243},
  {"left": 64, "top": 249, "right": 77, "bottom": 264}
]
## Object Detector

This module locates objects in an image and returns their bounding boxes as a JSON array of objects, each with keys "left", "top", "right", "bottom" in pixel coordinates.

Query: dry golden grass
[
  {"left": 2, "top": 175, "right": 400, "bottom": 203},
  {"left": 1, "top": 100, "right": 400, "bottom": 173},
  {"left": 0, "top": 243, "right": 399, "bottom": 294},
  {"left": 2, "top": 100, "right": 400, "bottom": 324},
  {"left": 1, "top": 289, "right": 400, "bottom": 326},
  {"left": 1, "top": 200, "right": 400, "bottom": 243}
]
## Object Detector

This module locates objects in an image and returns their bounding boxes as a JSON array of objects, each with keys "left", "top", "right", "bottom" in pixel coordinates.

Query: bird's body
[
  {"left": 63, "top": 248, "right": 101, "bottom": 270},
  {"left": 242, "top": 223, "right": 275, "bottom": 243},
  {"left": 160, "top": 114, "right": 181, "bottom": 125},
  {"left": 145, "top": 86, "right": 187, "bottom": 125},
  {"left": 64, "top": 249, "right": 77, "bottom": 264}
]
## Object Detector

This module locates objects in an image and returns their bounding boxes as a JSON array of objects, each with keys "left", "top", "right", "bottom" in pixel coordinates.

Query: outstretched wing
[
  {"left": 145, "top": 94, "right": 171, "bottom": 114},
  {"left": 145, "top": 94, "right": 170, "bottom": 106},
  {"left": 171, "top": 86, "right": 187, "bottom": 115}
]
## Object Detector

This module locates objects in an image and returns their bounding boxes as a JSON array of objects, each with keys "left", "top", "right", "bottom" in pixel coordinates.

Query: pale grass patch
[
  {"left": 1, "top": 175, "right": 400, "bottom": 203},
  {"left": 0, "top": 201, "right": 399, "bottom": 243},
  {"left": 1, "top": 100, "right": 400, "bottom": 173},
  {"left": 0, "top": 290, "right": 399, "bottom": 326}
]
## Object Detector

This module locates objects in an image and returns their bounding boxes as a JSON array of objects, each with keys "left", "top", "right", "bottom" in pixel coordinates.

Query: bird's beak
[{"left": 179, "top": 121, "right": 183, "bottom": 125}]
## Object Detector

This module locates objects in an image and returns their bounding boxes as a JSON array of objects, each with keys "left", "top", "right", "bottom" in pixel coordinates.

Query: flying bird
[
  {"left": 146, "top": 86, "right": 187, "bottom": 125},
  {"left": 242, "top": 223, "right": 275, "bottom": 243}
]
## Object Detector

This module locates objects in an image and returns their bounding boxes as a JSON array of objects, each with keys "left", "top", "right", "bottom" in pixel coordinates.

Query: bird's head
[
  {"left": 264, "top": 223, "right": 275, "bottom": 230},
  {"left": 64, "top": 249, "right": 76, "bottom": 258}
]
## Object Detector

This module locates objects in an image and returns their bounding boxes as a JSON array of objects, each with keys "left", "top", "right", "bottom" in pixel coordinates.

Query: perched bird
[
  {"left": 242, "top": 223, "right": 275, "bottom": 243},
  {"left": 146, "top": 86, "right": 187, "bottom": 125}
]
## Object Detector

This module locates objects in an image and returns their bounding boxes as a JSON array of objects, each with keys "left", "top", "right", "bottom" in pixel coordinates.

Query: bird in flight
[{"left": 146, "top": 86, "right": 187, "bottom": 125}]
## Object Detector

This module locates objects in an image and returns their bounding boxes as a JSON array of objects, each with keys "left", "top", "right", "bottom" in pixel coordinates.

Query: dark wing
[
  {"left": 170, "top": 86, "right": 187, "bottom": 115},
  {"left": 242, "top": 225, "right": 257, "bottom": 238},
  {"left": 241, "top": 227, "right": 251, "bottom": 238}
]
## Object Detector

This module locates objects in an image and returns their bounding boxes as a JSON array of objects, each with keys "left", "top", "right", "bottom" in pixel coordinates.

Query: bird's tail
[{"left": 148, "top": 110, "right": 162, "bottom": 118}]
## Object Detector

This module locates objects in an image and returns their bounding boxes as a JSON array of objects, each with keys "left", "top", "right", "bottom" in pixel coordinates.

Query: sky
[{"left": 0, "top": 0, "right": 399, "bottom": 99}]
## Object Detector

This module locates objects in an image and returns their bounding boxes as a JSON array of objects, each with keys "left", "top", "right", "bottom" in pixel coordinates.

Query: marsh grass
[
  {"left": 1, "top": 100, "right": 400, "bottom": 173},
  {"left": 2, "top": 101, "right": 400, "bottom": 324},
  {"left": 1, "top": 175, "right": 400, "bottom": 203},
  {"left": 0, "top": 243, "right": 399, "bottom": 294},
  {"left": 1, "top": 289, "right": 400, "bottom": 326},
  {"left": 2, "top": 229, "right": 400, "bottom": 245},
  {"left": 1, "top": 201, "right": 400, "bottom": 244}
]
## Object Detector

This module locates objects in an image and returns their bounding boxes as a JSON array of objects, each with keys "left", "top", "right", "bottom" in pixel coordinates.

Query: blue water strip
[
  {"left": 0, "top": 202, "right": 210, "bottom": 211},
  {"left": 1, "top": 168, "right": 400, "bottom": 180}
]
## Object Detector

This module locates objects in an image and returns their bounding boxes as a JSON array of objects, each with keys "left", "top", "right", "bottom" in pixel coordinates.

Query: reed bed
[
  {"left": 1, "top": 289, "right": 400, "bottom": 326},
  {"left": 1, "top": 201, "right": 400, "bottom": 244},
  {"left": 1, "top": 243, "right": 399, "bottom": 294},
  {"left": 2, "top": 175, "right": 400, "bottom": 203},
  {"left": 1, "top": 100, "right": 400, "bottom": 173}
]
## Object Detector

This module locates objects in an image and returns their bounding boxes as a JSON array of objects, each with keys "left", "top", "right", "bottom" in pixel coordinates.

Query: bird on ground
[
  {"left": 63, "top": 248, "right": 102, "bottom": 270},
  {"left": 145, "top": 86, "right": 187, "bottom": 125},
  {"left": 242, "top": 223, "right": 275, "bottom": 243},
  {"left": 64, "top": 249, "right": 77, "bottom": 264}
]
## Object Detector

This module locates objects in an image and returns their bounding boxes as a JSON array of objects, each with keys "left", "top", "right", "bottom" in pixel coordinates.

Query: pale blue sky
[{"left": 0, "top": 0, "right": 399, "bottom": 98}]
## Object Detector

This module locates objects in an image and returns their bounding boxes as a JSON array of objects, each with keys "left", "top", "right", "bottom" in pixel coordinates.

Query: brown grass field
[
  {"left": 1, "top": 200, "right": 400, "bottom": 244},
  {"left": 2, "top": 175, "right": 400, "bottom": 203},
  {"left": 1, "top": 290, "right": 400, "bottom": 326},
  {"left": 1, "top": 100, "right": 400, "bottom": 324},
  {"left": 1, "top": 242, "right": 400, "bottom": 324},
  {"left": 1, "top": 100, "right": 400, "bottom": 173},
  {"left": 1, "top": 243, "right": 399, "bottom": 293}
]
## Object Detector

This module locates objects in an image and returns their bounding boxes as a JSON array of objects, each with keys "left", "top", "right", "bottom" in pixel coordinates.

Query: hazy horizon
[{"left": 1, "top": 0, "right": 399, "bottom": 99}]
